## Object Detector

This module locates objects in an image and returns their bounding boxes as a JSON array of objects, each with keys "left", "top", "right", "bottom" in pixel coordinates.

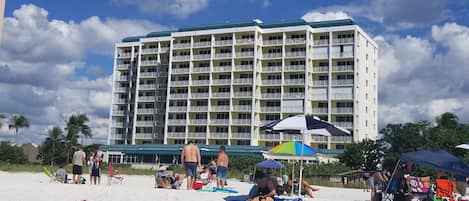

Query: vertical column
[
  {"left": 327, "top": 31, "right": 333, "bottom": 149},
  {"left": 108, "top": 47, "right": 119, "bottom": 145},
  {"left": 164, "top": 39, "right": 174, "bottom": 144},
  {"left": 251, "top": 30, "right": 260, "bottom": 146},
  {"left": 131, "top": 44, "right": 142, "bottom": 145}
]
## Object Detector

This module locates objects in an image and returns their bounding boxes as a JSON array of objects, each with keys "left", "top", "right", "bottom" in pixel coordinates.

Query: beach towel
[{"left": 406, "top": 176, "right": 431, "bottom": 192}]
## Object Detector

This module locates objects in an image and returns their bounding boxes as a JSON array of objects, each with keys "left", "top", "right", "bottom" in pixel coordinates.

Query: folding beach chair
[
  {"left": 106, "top": 163, "right": 124, "bottom": 186},
  {"left": 435, "top": 179, "right": 456, "bottom": 201}
]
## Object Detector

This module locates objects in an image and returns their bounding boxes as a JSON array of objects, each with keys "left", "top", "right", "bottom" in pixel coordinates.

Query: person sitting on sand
[
  {"left": 198, "top": 166, "right": 212, "bottom": 185},
  {"left": 55, "top": 165, "right": 68, "bottom": 183},
  {"left": 285, "top": 173, "right": 319, "bottom": 198},
  {"left": 155, "top": 167, "right": 171, "bottom": 188},
  {"left": 249, "top": 172, "right": 276, "bottom": 201}
]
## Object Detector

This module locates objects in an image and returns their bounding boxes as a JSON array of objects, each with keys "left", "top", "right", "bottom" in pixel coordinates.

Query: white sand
[{"left": 0, "top": 171, "right": 370, "bottom": 201}]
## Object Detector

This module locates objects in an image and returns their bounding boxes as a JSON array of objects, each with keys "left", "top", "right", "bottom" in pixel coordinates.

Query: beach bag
[{"left": 193, "top": 181, "right": 203, "bottom": 190}]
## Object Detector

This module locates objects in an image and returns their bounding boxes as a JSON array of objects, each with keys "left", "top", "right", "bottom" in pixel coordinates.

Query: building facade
[{"left": 108, "top": 19, "right": 378, "bottom": 151}]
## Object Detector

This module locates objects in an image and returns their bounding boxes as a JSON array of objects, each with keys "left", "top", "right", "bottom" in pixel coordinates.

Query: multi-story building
[{"left": 108, "top": 19, "right": 378, "bottom": 151}]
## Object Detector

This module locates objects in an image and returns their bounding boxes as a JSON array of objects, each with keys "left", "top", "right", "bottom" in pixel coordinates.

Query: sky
[{"left": 0, "top": 0, "right": 469, "bottom": 144}]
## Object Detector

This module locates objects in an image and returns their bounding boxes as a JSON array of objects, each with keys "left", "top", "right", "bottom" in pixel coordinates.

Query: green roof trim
[
  {"left": 318, "top": 149, "right": 345, "bottom": 155},
  {"left": 120, "top": 19, "right": 355, "bottom": 43}
]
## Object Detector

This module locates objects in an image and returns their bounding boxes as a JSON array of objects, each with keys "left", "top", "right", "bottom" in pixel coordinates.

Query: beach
[{"left": 0, "top": 171, "right": 370, "bottom": 201}]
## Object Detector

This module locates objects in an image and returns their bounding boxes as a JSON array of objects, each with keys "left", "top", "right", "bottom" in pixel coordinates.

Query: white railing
[
  {"left": 261, "top": 107, "right": 281, "bottom": 112},
  {"left": 232, "top": 105, "right": 251, "bottom": 111},
  {"left": 191, "top": 93, "right": 209, "bottom": 98},
  {"left": 232, "top": 133, "right": 251, "bottom": 139},
  {"left": 160, "top": 60, "right": 169, "bottom": 65},
  {"left": 212, "top": 79, "right": 231, "bottom": 85},
  {"left": 283, "top": 134, "right": 302, "bottom": 141},
  {"left": 140, "top": 60, "right": 159, "bottom": 66},
  {"left": 213, "top": 66, "right": 232, "bottom": 72},
  {"left": 114, "top": 99, "right": 127, "bottom": 104},
  {"left": 284, "top": 93, "right": 305, "bottom": 99},
  {"left": 139, "top": 84, "right": 157, "bottom": 90},
  {"left": 187, "top": 132, "right": 206, "bottom": 138},
  {"left": 235, "top": 65, "right": 254, "bottom": 71},
  {"left": 233, "top": 91, "right": 252, "bottom": 97},
  {"left": 312, "top": 53, "right": 329, "bottom": 59},
  {"left": 211, "top": 119, "right": 230, "bottom": 124},
  {"left": 156, "top": 84, "right": 167, "bottom": 89},
  {"left": 137, "top": 108, "right": 155, "bottom": 114},
  {"left": 236, "top": 38, "right": 255, "bottom": 44},
  {"left": 172, "top": 68, "right": 190, "bottom": 74},
  {"left": 167, "top": 119, "right": 187, "bottom": 125},
  {"left": 263, "top": 52, "right": 282, "bottom": 58},
  {"left": 310, "top": 93, "right": 328, "bottom": 100},
  {"left": 138, "top": 96, "right": 156, "bottom": 102},
  {"left": 236, "top": 51, "right": 254, "bottom": 57},
  {"left": 283, "top": 106, "right": 303, "bottom": 113},
  {"left": 332, "top": 51, "right": 354, "bottom": 58},
  {"left": 112, "top": 110, "right": 125, "bottom": 116},
  {"left": 171, "top": 80, "right": 189, "bottom": 86},
  {"left": 285, "top": 51, "right": 306, "bottom": 57},
  {"left": 116, "top": 76, "right": 129, "bottom": 81},
  {"left": 112, "top": 122, "right": 125, "bottom": 127},
  {"left": 172, "top": 55, "right": 190, "bottom": 61},
  {"left": 111, "top": 134, "right": 123, "bottom": 139},
  {"left": 114, "top": 87, "right": 128, "bottom": 92},
  {"left": 211, "top": 105, "right": 230, "bottom": 111},
  {"left": 259, "top": 134, "right": 279, "bottom": 140},
  {"left": 169, "top": 93, "right": 188, "bottom": 99},
  {"left": 159, "top": 47, "right": 170, "bottom": 53},
  {"left": 193, "top": 54, "right": 211, "bottom": 60},
  {"left": 332, "top": 121, "right": 353, "bottom": 128},
  {"left": 210, "top": 133, "right": 228, "bottom": 139},
  {"left": 140, "top": 72, "right": 157, "bottom": 77},
  {"left": 189, "top": 106, "right": 208, "bottom": 111},
  {"left": 311, "top": 108, "right": 328, "bottom": 114},
  {"left": 331, "top": 136, "right": 353, "bottom": 142},
  {"left": 118, "top": 52, "right": 132, "bottom": 58},
  {"left": 261, "top": 93, "right": 281, "bottom": 99},
  {"left": 331, "top": 79, "right": 353, "bottom": 86},
  {"left": 313, "top": 135, "right": 328, "bottom": 142},
  {"left": 192, "top": 67, "right": 210, "bottom": 73},
  {"left": 173, "top": 43, "right": 191, "bottom": 49},
  {"left": 312, "top": 80, "right": 328, "bottom": 86},
  {"left": 215, "top": 40, "right": 233, "bottom": 46},
  {"left": 331, "top": 107, "right": 353, "bottom": 114},
  {"left": 214, "top": 53, "right": 232, "bottom": 59},
  {"left": 284, "top": 79, "right": 305, "bottom": 85},
  {"left": 333, "top": 38, "right": 354, "bottom": 44},
  {"left": 116, "top": 64, "right": 130, "bottom": 69},
  {"left": 313, "top": 39, "right": 329, "bottom": 46},
  {"left": 168, "top": 106, "right": 187, "bottom": 112},
  {"left": 286, "top": 38, "right": 306, "bottom": 44},
  {"left": 263, "top": 39, "right": 283, "bottom": 45},
  {"left": 331, "top": 92, "right": 353, "bottom": 100},
  {"left": 262, "top": 66, "right": 282, "bottom": 72},
  {"left": 261, "top": 79, "right": 282, "bottom": 85},
  {"left": 157, "top": 72, "right": 168, "bottom": 77},
  {"left": 260, "top": 120, "right": 275, "bottom": 126},
  {"left": 167, "top": 132, "right": 186, "bottom": 138},
  {"left": 142, "top": 48, "right": 158, "bottom": 54},
  {"left": 192, "top": 80, "right": 210, "bottom": 85},
  {"left": 332, "top": 65, "right": 354, "bottom": 72},
  {"left": 136, "top": 121, "right": 154, "bottom": 126},
  {"left": 193, "top": 41, "right": 212, "bottom": 47},
  {"left": 313, "top": 66, "right": 329, "bottom": 72},
  {"left": 233, "top": 78, "right": 253, "bottom": 84},
  {"left": 135, "top": 133, "right": 153, "bottom": 139},
  {"left": 190, "top": 119, "right": 208, "bottom": 124},
  {"left": 284, "top": 65, "right": 305, "bottom": 71},
  {"left": 212, "top": 92, "right": 230, "bottom": 98}
]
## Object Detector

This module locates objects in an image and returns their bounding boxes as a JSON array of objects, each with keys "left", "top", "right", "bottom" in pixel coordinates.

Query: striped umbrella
[{"left": 270, "top": 141, "right": 317, "bottom": 156}]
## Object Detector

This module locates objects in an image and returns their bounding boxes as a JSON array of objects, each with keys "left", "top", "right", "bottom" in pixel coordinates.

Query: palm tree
[
  {"left": 9, "top": 115, "right": 30, "bottom": 144},
  {"left": 0, "top": 113, "right": 6, "bottom": 128},
  {"left": 40, "top": 127, "right": 65, "bottom": 166},
  {"left": 64, "top": 114, "right": 92, "bottom": 162},
  {"left": 435, "top": 112, "right": 459, "bottom": 129}
]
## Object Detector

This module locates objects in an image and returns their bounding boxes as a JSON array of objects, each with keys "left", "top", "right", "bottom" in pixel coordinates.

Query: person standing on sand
[
  {"left": 95, "top": 148, "right": 104, "bottom": 184},
  {"left": 87, "top": 152, "right": 95, "bottom": 184},
  {"left": 216, "top": 145, "right": 229, "bottom": 188},
  {"left": 181, "top": 141, "right": 201, "bottom": 190},
  {"left": 72, "top": 147, "right": 86, "bottom": 184}
]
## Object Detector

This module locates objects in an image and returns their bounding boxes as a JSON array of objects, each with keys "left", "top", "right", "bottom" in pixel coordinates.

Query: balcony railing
[
  {"left": 116, "top": 76, "right": 129, "bottom": 81},
  {"left": 135, "top": 133, "right": 153, "bottom": 139},
  {"left": 214, "top": 40, "right": 233, "bottom": 46},
  {"left": 212, "top": 79, "right": 231, "bottom": 85},
  {"left": 233, "top": 91, "right": 252, "bottom": 98},
  {"left": 191, "top": 93, "right": 209, "bottom": 98},
  {"left": 172, "top": 68, "right": 190, "bottom": 74},
  {"left": 312, "top": 108, "right": 328, "bottom": 114},
  {"left": 313, "top": 66, "right": 329, "bottom": 72},
  {"left": 169, "top": 93, "right": 188, "bottom": 99},
  {"left": 137, "top": 96, "right": 156, "bottom": 102},
  {"left": 140, "top": 60, "right": 159, "bottom": 66},
  {"left": 167, "top": 119, "right": 187, "bottom": 125},
  {"left": 118, "top": 52, "right": 132, "bottom": 58},
  {"left": 283, "top": 134, "right": 302, "bottom": 141},
  {"left": 285, "top": 51, "right": 306, "bottom": 58},
  {"left": 284, "top": 65, "right": 305, "bottom": 71},
  {"left": 260, "top": 120, "right": 275, "bottom": 126},
  {"left": 261, "top": 107, "right": 281, "bottom": 113},
  {"left": 214, "top": 53, "right": 232, "bottom": 59},
  {"left": 157, "top": 72, "right": 168, "bottom": 77},
  {"left": 331, "top": 92, "right": 353, "bottom": 100},
  {"left": 233, "top": 78, "right": 253, "bottom": 85},
  {"left": 140, "top": 72, "right": 157, "bottom": 77},
  {"left": 312, "top": 80, "right": 328, "bottom": 86},
  {"left": 189, "top": 119, "right": 208, "bottom": 125},
  {"left": 235, "top": 51, "right": 254, "bottom": 58},
  {"left": 332, "top": 121, "right": 353, "bottom": 128},
  {"left": 331, "top": 136, "right": 353, "bottom": 143},
  {"left": 211, "top": 119, "right": 230, "bottom": 125},
  {"left": 283, "top": 106, "right": 303, "bottom": 113},
  {"left": 187, "top": 132, "right": 206, "bottom": 138},
  {"left": 190, "top": 106, "right": 208, "bottom": 111},
  {"left": 331, "top": 107, "right": 353, "bottom": 114},
  {"left": 139, "top": 84, "right": 157, "bottom": 90},
  {"left": 167, "top": 132, "right": 186, "bottom": 138},
  {"left": 313, "top": 39, "right": 329, "bottom": 46},
  {"left": 333, "top": 38, "right": 354, "bottom": 44},
  {"left": 172, "top": 55, "right": 190, "bottom": 61},
  {"left": 212, "top": 92, "right": 230, "bottom": 98},
  {"left": 173, "top": 43, "right": 191, "bottom": 49},
  {"left": 159, "top": 47, "right": 170, "bottom": 53},
  {"left": 261, "top": 93, "right": 281, "bottom": 99},
  {"left": 192, "top": 67, "right": 210, "bottom": 73},
  {"left": 171, "top": 80, "right": 189, "bottom": 86},
  {"left": 311, "top": 93, "right": 328, "bottom": 100},
  {"left": 261, "top": 79, "right": 281, "bottom": 85},
  {"left": 142, "top": 48, "right": 158, "bottom": 54},
  {"left": 331, "top": 79, "right": 353, "bottom": 86},
  {"left": 284, "top": 79, "right": 305, "bottom": 85},
  {"left": 232, "top": 104, "right": 252, "bottom": 111},
  {"left": 114, "top": 99, "right": 127, "bottom": 104},
  {"left": 283, "top": 93, "right": 305, "bottom": 99},
  {"left": 332, "top": 51, "right": 354, "bottom": 58},
  {"left": 136, "top": 121, "right": 154, "bottom": 126},
  {"left": 286, "top": 38, "right": 306, "bottom": 44},
  {"left": 114, "top": 87, "right": 128, "bottom": 92},
  {"left": 259, "top": 134, "right": 280, "bottom": 140},
  {"left": 235, "top": 65, "right": 254, "bottom": 71},
  {"left": 193, "top": 54, "right": 211, "bottom": 60},
  {"left": 313, "top": 135, "right": 328, "bottom": 142},
  {"left": 232, "top": 133, "right": 251, "bottom": 139},
  {"left": 193, "top": 41, "right": 212, "bottom": 47},
  {"left": 211, "top": 105, "right": 230, "bottom": 111},
  {"left": 263, "top": 39, "right": 283, "bottom": 45},
  {"left": 332, "top": 65, "right": 354, "bottom": 72},
  {"left": 112, "top": 110, "right": 125, "bottom": 116},
  {"left": 168, "top": 106, "right": 187, "bottom": 112},
  {"left": 116, "top": 64, "right": 130, "bottom": 69},
  {"left": 137, "top": 108, "right": 156, "bottom": 114},
  {"left": 111, "top": 122, "right": 125, "bottom": 127},
  {"left": 312, "top": 53, "right": 329, "bottom": 59},
  {"left": 263, "top": 52, "right": 282, "bottom": 58},
  {"left": 210, "top": 133, "right": 228, "bottom": 139},
  {"left": 236, "top": 38, "right": 255, "bottom": 44},
  {"left": 213, "top": 66, "right": 232, "bottom": 72},
  {"left": 192, "top": 80, "right": 210, "bottom": 85},
  {"left": 262, "top": 66, "right": 282, "bottom": 72}
]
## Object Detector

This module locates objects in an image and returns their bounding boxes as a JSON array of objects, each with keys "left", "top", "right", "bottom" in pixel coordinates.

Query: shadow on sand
[{"left": 224, "top": 195, "right": 249, "bottom": 201}]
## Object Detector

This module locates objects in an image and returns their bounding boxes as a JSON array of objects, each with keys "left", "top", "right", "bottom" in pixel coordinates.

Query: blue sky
[{"left": 1, "top": 0, "right": 469, "bottom": 144}]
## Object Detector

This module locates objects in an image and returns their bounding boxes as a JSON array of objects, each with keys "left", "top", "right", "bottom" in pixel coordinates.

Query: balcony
[
  {"left": 332, "top": 121, "right": 353, "bottom": 129},
  {"left": 312, "top": 53, "right": 329, "bottom": 59},
  {"left": 261, "top": 93, "right": 281, "bottom": 99},
  {"left": 112, "top": 110, "right": 125, "bottom": 116},
  {"left": 171, "top": 80, "right": 189, "bottom": 87},
  {"left": 262, "top": 66, "right": 282, "bottom": 72},
  {"left": 173, "top": 43, "right": 191, "bottom": 49},
  {"left": 142, "top": 48, "right": 158, "bottom": 54},
  {"left": 285, "top": 51, "right": 306, "bottom": 58},
  {"left": 284, "top": 65, "right": 305, "bottom": 72},
  {"left": 283, "top": 93, "right": 305, "bottom": 99},
  {"left": 189, "top": 119, "right": 208, "bottom": 125},
  {"left": 114, "top": 99, "right": 127, "bottom": 104},
  {"left": 193, "top": 54, "right": 211, "bottom": 60},
  {"left": 187, "top": 132, "right": 206, "bottom": 139},
  {"left": 212, "top": 79, "right": 231, "bottom": 85},
  {"left": 331, "top": 92, "right": 353, "bottom": 100},
  {"left": 169, "top": 93, "right": 188, "bottom": 99},
  {"left": 168, "top": 106, "right": 187, "bottom": 112},
  {"left": 214, "top": 53, "right": 232, "bottom": 59},
  {"left": 313, "top": 39, "right": 329, "bottom": 46},
  {"left": 260, "top": 107, "right": 281, "bottom": 113},
  {"left": 311, "top": 93, "right": 328, "bottom": 100},
  {"left": 260, "top": 120, "right": 277, "bottom": 126},
  {"left": 211, "top": 105, "right": 230, "bottom": 111},
  {"left": 192, "top": 80, "right": 210, "bottom": 86},
  {"left": 172, "top": 55, "right": 190, "bottom": 61},
  {"left": 137, "top": 108, "right": 156, "bottom": 114},
  {"left": 233, "top": 91, "right": 252, "bottom": 98},
  {"left": 138, "top": 96, "right": 156, "bottom": 102},
  {"left": 116, "top": 64, "right": 130, "bottom": 70},
  {"left": 211, "top": 119, "right": 230, "bottom": 125},
  {"left": 115, "top": 76, "right": 129, "bottom": 81},
  {"left": 283, "top": 134, "right": 302, "bottom": 141},
  {"left": 172, "top": 68, "right": 190, "bottom": 74},
  {"left": 111, "top": 122, "right": 125, "bottom": 127},
  {"left": 160, "top": 47, "right": 170, "bottom": 53},
  {"left": 333, "top": 38, "right": 354, "bottom": 45},
  {"left": 331, "top": 79, "right": 353, "bottom": 86},
  {"left": 312, "top": 80, "right": 328, "bottom": 87},
  {"left": 263, "top": 52, "right": 282, "bottom": 59},
  {"left": 236, "top": 38, "right": 255, "bottom": 45},
  {"left": 311, "top": 107, "right": 328, "bottom": 114},
  {"left": 193, "top": 41, "right": 212, "bottom": 48},
  {"left": 233, "top": 78, "right": 253, "bottom": 85},
  {"left": 136, "top": 121, "right": 154, "bottom": 126},
  {"left": 332, "top": 51, "right": 354, "bottom": 58},
  {"left": 235, "top": 51, "right": 254, "bottom": 58},
  {"left": 286, "top": 38, "right": 306, "bottom": 44},
  {"left": 235, "top": 65, "right": 254, "bottom": 71},
  {"left": 140, "top": 60, "right": 159, "bottom": 66},
  {"left": 192, "top": 67, "right": 210, "bottom": 73},
  {"left": 139, "top": 84, "right": 157, "bottom": 90},
  {"left": 140, "top": 72, "right": 157, "bottom": 77},
  {"left": 261, "top": 79, "right": 281, "bottom": 85},
  {"left": 332, "top": 65, "right": 354, "bottom": 72},
  {"left": 313, "top": 66, "right": 329, "bottom": 73},
  {"left": 189, "top": 106, "right": 208, "bottom": 111},
  {"left": 331, "top": 136, "right": 353, "bottom": 143},
  {"left": 331, "top": 107, "right": 353, "bottom": 114},
  {"left": 283, "top": 106, "right": 303, "bottom": 113},
  {"left": 191, "top": 92, "right": 209, "bottom": 99},
  {"left": 117, "top": 52, "right": 132, "bottom": 58},
  {"left": 313, "top": 135, "right": 328, "bottom": 142},
  {"left": 232, "top": 105, "right": 251, "bottom": 111},
  {"left": 135, "top": 133, "right": 153, "bottom": 139},
  {"left": 213, "top": 66, "right": 232, "bottom": 72},
  {"left": 259, "top": 134, "right": 280, "bottom": 140},
  {"left": 111, "top": 134, "right": 123, "bottom": 139},
  {"left": 232, "top": 132, "right": 251, "bottom": 139},
  {"left": 114, "top": 87, "right": 128, "bottom": 93},
  {"left": 284, "top": 79, "right": 305, "bottom": 85},
  {"left": 167, "top": 132, "right": 186, "bottom": 138},
  {"left": 214, "top": 40, "right": 233, "bottom": 46},
  {"left": 157, "top": 72, "right": 168, "bottom": 77},
  {"left": 167, "top": 119, "right": 187, "bottom": 125},
  {"left": 160, "top": 60, "right": 169, "bottom": 65},
  {"left": 212, "top": 92, "right": 230, "bottom": 98},
  {"left": 210, "top": 133, "right": 228, "bottom": 139},
  {"left": 263, "top": 39, "right": 283, "bottom": 46}
]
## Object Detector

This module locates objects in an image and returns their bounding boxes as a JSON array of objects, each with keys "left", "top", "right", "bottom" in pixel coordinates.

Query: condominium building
[{"left": 108, "top": 19, "right": 378, "bottom": 151}]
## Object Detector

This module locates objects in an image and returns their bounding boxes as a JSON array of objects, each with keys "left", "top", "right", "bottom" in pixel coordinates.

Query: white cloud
[
  {"left": 113, "top": 0, "right": 209, "bottom": 19},
  {"left": 302, "top": 11, "right": 352, "bottom": 22}
]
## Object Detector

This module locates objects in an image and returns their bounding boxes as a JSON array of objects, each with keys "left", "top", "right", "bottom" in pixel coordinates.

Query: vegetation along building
[{"left": 107, "top": 18, "right": 378, "bottom": 161}]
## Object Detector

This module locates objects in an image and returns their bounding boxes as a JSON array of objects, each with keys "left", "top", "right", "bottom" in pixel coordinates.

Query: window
[
  {"left": 220, "top": 36, "right": 232, "bottom": 41},
  {"left": 241, "top": 47, "right": 254, "bottom": 52},
  {"left": 238, "top": 114, "right": 250, "bottom": 119},
  {"left": 199, "top": 37, "right": 211, "bottom": 42},
  {"left": 290, "top": 47, "right": 305, "bottom": 52},
  {"left": 240, "top": 60, "right": 253, "bottom": 65},
  {"left": 319, "top": 35, "right": 329, "bottom": 40},
  {"left": 267, "top": 75, "right": 281, "bottom": 80},
  {"left": 237, "top": 127, "right": 250, "bottom": 132},
  {"left": 267, "top": 88, "right": 280, "bottom": 93},
  {"left": 366, "top": 93, "right": 368, "bottom": 100},
  {"left": 216, "top": 113, "right": 229, "bottom": 119},
  {"left": 365, "top": 106, "right": 368, "bottom": 113},
  {"left": 336, "top": 144, "right": 345, "bottom": 150},
  {"left": 318, "top": 144, "right": 327, "bottom": 149},
  {"left": 174, "top": 139, "right": 185, "bottom": 144},
  {"left": 236, "top": 140, "right": 250, "bottom": 145},
  {"left": 219, "top": 74, "right": 231, "bottom": 79},
  {"left": 239, "top": 100, "right": 251, "bottom": 105},
  {"left": 217, "top": 87, "right": 230, "bottom": 92},
  {"left": 216, "top": 127, "right": 228, "bottom": 132},
  {"left": 194, "top": 126, "right": 206, "bottom": 132},
  {"left": 290, "top": 60, "right": 305, "bottom": 65},
  {"left": 268, "top": 48, "right": 282, "bottom": 53},
  {"left": 179, "top": 63, "right": 189, "bottom": 68},
  {"left": 219, "top": 61, "right": 232, "bottom": 66},
  {"left": 220, "top": 49, "right": 231, "bottom": 53},
  {"left": 289, "top": 74, "right": 304, "bottom": 79},
  {"left": 239, "top": 87, "right": 251, "bottom": 92},
  {"left": 197, "top": 75, "right": 209, "bottom": 80},
  {"left": 267, "top": 61, "right": 282, "bottom": 66},
  {"left": 197, "top": 88, "right": 208, "bottom": 93},
  {"left": 265, "top": 114, "right": 280, "bottom": 120},
  {"left": 336, "top": 74, "right": 353, "bottom": 80},
  {"left": 241, "top": 34, "right": 254, "bottom": 39},
  {"left": 180, "top": 39, "right": 190, "bottom": 44},
  {"left": 336, "top": 102, "right": 353, "bottom": 108},
  {"left": 366, "top": 80, "right": 368, "bottom": 87},
  {"left": 195, "top": 101, "right": 208, "bottom": 106},
  {"left": 336, "top": 116, "right": 353, "bottom": 122},
  {"left": 319, "top": 75, "right": 328, "bottom": 80},
  {"left": 198, "top": 63, "right": 210, "bottom": 67},
  {"left": 239, "top": 73, "right": 253, "bottom": 78},
  {"left": 215, "top": 140, "right": 228, "bottom": 145},
  {"left": 318, "top": 102, "right": 328, "bottom": 108},
  {"left": 266, "top": 101, "right": 280, "bottom": 107},
  {"left": 289, "top": 88, "right": 304, "bottom": 93},
  {"left": 268, "top": 35, "right": 282, "bottom": 40},
  {"left": 217, "top": 100, "right": 230, "bottom": 105},
  {"left": 199, "top": 50, "right": 210, "bottom": 55}
]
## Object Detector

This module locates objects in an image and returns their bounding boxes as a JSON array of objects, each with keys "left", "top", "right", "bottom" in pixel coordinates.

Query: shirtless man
[
  {"left": 181, "top": 141, "right": 201, "bottom": 190},
  {"left": 216, "top": 145, "right": 229, "bottom": 188}
]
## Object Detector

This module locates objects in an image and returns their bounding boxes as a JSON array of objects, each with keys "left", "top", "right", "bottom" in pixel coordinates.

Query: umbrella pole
[
  {"left": 291, "top": 161, "right": 295, "bottom": 194},
  {"left": 298, "top": 134, "right": 305, "bottom": 197}
]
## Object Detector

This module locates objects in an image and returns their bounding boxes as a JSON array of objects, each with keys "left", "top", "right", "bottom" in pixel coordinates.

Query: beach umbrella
[
  {"left": 261, "top": 114, "right": 350, "bottom": 197},
  {"left": 270, "top": 141, "right": 318, "bottom": 156},
  {"left": 255, "top": 159, "right": 285, "bottom": 169},
  {"left": 456, "top": 143, "right": 469, "bottom": 150}
]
